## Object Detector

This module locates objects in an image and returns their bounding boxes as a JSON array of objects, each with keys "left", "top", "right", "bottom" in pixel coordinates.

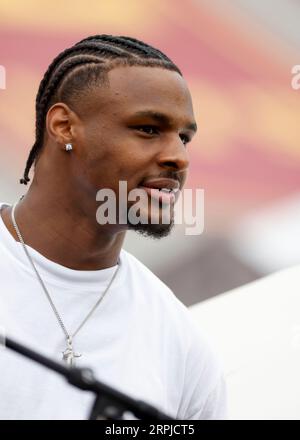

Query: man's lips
[
  {"left": 138, "top": 178, "right": 180, "bottom": 205},
  {"left": 140, "top": 178, "right": 180, "bottom": 191},
  {"left": 138, "top": 187, "right": 175, "bottom": 204}
]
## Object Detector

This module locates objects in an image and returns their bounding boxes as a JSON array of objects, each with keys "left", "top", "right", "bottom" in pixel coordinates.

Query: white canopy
[{"left": 189, "top": 265, "right": 300, "bottom": 420}]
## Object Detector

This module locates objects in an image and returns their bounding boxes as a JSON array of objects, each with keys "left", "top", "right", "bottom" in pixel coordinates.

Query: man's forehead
[
  {"left": 83, "top": 66, "right": 195, "bottom": 124},
  {"left": 106, "top": 65, "right": 190, "bottom": 100}
]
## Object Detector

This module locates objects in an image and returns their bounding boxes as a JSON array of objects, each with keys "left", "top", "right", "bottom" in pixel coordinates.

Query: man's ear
[{"left": 46, "top": 102, "right": 80, "bottom": 145}]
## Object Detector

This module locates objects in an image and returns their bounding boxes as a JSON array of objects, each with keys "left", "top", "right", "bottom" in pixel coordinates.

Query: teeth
[{"left": 159, "top": 188, "right": 172, "bottom": 193}]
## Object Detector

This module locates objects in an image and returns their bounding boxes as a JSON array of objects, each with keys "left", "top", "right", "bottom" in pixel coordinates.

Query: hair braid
[
  {"left": 21, "top": 56, "right": 103, "bottom": 184},
  {"left": 35, "top": 42, "right": 129, "bottom": 113},
  {"left": 76, "top": 34, "right": 174, "bottom": 62}
]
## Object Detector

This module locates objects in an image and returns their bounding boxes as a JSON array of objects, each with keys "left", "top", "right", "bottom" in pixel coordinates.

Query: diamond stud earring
[{"left": 65, "top": 143, "right": 73, "bottom": 151}]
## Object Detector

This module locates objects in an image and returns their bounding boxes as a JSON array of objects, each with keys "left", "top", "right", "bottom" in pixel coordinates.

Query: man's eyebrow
[{"left": 131, "top": 110, "right": 198, "bottom": 133}]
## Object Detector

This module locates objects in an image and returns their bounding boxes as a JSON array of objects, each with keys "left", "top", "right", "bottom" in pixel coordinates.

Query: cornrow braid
[
  {"left": 20, "top": 34, "right": 182, "bottom": 185},
  {"left": 76, "top": 35, "right": 171, "bottom": 61},
  {"left": 35, "top": 42, "right": 130, "bottom": 109},
  {"left": 20, "top": 55, "right": 104, "bottom": 184}
]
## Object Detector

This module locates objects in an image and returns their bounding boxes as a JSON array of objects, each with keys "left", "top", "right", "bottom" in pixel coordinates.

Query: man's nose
[{"left": 157, "top": 136, "right": 190, "bottom": 173}]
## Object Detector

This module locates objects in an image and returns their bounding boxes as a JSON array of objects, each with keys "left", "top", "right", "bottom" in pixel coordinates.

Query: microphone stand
[{"left": 4, "top": 336, "right": 174, "bottom": 420}]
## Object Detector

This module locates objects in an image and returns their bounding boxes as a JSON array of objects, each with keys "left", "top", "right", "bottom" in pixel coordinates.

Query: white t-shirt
[{"left": 0, "top": 202, "right": 226, "bottom": 420}]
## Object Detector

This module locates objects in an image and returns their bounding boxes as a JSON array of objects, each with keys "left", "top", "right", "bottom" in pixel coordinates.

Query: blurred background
[
  {"left": 0, "top": 0, "right": 299, "bottom": 306},
  {"left": 1, "top": 0, "right": 300, "bottom": 421}
]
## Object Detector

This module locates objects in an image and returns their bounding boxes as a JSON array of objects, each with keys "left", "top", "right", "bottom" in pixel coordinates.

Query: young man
[{"left": 0, "top": 35, "right": 226, "bottom": 419}]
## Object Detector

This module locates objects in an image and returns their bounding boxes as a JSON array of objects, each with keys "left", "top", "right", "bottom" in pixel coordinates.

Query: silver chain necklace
[{"left": 10, "top": 198, "right": 120, "bottom": 367}]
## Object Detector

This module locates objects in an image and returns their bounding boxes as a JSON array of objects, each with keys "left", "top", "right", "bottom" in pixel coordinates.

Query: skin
[{"left": 0, "top": 65, "right": 197, "bottom": 270}]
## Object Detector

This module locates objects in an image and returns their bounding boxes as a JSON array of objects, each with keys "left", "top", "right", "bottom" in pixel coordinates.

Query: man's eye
[
  {"left": 135, "top": 125, "right": 159, "bottom": 135},
  {"left": 134, "top": 126, "right": 190, "bottom": 145}
]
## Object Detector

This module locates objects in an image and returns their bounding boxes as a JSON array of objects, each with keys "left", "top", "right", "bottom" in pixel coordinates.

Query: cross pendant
[{"left": 62, "top": 338, "right": 82, "bottom": 367}]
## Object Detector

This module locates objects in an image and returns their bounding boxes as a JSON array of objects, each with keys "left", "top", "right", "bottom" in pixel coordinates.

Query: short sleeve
[
  {"left": 176, "top": 316, "right": 228, "bottom": 420},
  {"left": 186, "top": 373, "right": 227, "bottom": 420}
]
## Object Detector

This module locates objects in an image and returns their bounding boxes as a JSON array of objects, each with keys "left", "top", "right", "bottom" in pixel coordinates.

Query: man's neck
[{"left": 1, "top": 189, "right": 126, "bottom": 270}]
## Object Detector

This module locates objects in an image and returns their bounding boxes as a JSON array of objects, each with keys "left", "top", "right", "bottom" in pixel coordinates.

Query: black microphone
[{"left": 1, "top": 334, "right": 174, "bottom": 420}]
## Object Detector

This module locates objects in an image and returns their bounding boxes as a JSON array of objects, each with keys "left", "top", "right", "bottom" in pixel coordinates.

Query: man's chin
[{"left": 128, "top": 218, "right": 175, "bottom": 239}]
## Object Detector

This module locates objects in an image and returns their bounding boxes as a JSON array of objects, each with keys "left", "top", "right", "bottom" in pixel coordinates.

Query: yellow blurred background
[{"left": 1, "top": 0, "right": 299, "bottom": 304}]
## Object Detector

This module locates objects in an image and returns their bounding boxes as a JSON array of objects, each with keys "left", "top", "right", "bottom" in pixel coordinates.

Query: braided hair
[{"left": 20, "top": 34, "right": 182, "bottom": 185}]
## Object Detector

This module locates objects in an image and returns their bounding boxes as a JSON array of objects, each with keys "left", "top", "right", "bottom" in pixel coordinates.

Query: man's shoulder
[
  {"left": 122, "top": 248, "right": 178, "bottom": 288},
  {"left": 0, "top": 202, "right": 11, "bottom": 245},
  {"left": 120, "top": 249, "right": 222, "bottom": 377},
  {"left": 121, "top": 248, "right": 189, "bottom": 314}
]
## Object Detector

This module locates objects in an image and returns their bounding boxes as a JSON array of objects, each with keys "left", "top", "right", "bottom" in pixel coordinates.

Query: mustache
[{"left": 156, "top": 170, "right": 184, "bottom": 185}]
